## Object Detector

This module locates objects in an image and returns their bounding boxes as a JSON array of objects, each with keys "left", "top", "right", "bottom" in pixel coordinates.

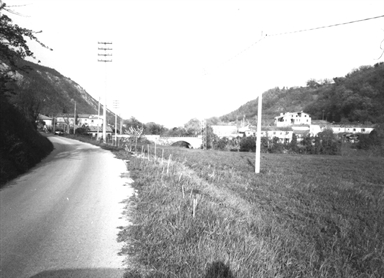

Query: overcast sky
[{"left": 8, "top": 0, "right": 384, "bottom": 127}]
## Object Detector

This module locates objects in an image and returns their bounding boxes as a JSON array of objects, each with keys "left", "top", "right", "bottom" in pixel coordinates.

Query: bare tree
[{"left": 124, "top": 126, "right": 144, "bottom": 152}]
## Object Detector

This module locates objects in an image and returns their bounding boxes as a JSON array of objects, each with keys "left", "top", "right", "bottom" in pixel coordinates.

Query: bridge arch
[{"left": 171, "top": 140, "right": 192, "bottom": 148}]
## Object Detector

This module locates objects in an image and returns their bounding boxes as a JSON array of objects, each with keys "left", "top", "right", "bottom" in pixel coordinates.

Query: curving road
[{"left": 0, "top": 136, "right": 133, "bottom": 278}]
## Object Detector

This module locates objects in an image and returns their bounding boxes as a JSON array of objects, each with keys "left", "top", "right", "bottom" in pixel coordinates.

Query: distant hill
[
  {"left": 3, "top": 59, "right": 117, "bottom": 122},
  {"left": 220, "top": 62, "right": 384, "bottom": 125}
]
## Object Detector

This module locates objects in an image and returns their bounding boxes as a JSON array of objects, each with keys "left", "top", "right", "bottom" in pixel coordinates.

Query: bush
[
  {"left": 316, "top": 129, "right": 341, "bottom": 155},
  {"left": 75, "top": 127, "right": 89, "bottom": 136},
  {"left": 214, "top": 137, "right": 230, "bottom": 151},
  {"left": 269, "top": 137, "right": 286, "bottom": 153},
  {"left": 240, "top": 136, "right": 255, "bottom": 152},
  {"left": 0, "top": 98, "right": 53, "bottom": 185}
]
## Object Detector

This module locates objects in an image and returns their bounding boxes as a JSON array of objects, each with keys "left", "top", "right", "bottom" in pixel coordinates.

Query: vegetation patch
[
  {"left": 118, "top": 145, "right": 384, "bottom": 277},
  {"left": 0, "top": 98, "right": 53, "bottom": 186}
]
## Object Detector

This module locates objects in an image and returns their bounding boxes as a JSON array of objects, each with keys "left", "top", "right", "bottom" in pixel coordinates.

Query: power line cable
[
  {"left": 203, "top": 14, "right": 384, "bottom": 75},
  {"left": 266, "top": 14, "right": 384, "bottom": 37}
]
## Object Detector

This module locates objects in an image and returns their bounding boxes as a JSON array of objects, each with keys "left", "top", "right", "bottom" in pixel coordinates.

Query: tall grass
[{"left": 118, "top": 145, "right": 384, "bottom": 278}]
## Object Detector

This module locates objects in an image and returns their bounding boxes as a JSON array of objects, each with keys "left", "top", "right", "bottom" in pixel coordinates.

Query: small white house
[
  {"left": 38, "top": 114, "right": 53, "bottom": 127},
  {"left": 77, "top": 114, "right": 103, "bottom": 127}
]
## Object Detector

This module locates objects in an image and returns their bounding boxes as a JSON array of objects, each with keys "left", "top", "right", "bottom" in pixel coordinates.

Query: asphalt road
[{"left": 0, "top": 136, "right": 133, "bottom": 278}]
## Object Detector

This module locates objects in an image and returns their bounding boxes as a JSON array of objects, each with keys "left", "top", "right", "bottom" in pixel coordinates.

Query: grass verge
[{"left": 118, "top": 145, "right": 384, "bottom": 278}]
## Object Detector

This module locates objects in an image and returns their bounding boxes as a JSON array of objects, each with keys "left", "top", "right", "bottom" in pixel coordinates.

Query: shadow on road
[{"left": 29, "top": 268, "right": 125, "bottom": 278}]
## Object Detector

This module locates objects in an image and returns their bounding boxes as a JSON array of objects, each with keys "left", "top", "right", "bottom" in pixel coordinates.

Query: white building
[
  {"left": 77, "top": 114, "right": 103, "bottom": 127},
  {"left": 261, "top": 128, "right": 294, "bottom": 143},
  {"left": 330, "top": 126, "right": 374, "bottom": 135},
  {"left": 211, "top": 125, "right": 240, "bottom": 138},
  {"left": 55, "top": 114, "right": 103, "bottom": 127},
  {"left": 274, "top": 111, "right": 311, "bottom": 127}
]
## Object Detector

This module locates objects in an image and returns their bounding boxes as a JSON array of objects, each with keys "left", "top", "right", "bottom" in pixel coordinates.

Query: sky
[{"left": 6, "top": 0, "right": 384, "bottom": 128}]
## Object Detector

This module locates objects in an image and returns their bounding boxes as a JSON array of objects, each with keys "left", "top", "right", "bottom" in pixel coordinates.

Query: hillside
[
  {"left": 4, "top": 60, "right": 97, "bottom": 115},
  {"left": 2, "top": 59, "right": 118, "bottom": 122},
  {"left": 220, "top": 62, "right": 384, "bottom": 125}
]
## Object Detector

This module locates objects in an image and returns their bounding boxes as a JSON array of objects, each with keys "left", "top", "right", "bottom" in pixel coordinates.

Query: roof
[
  {"left": 331, "top": 124, "right": 374, "bottom": 128},
  {"left": 262, "top": 126, "right": 293, "bottom": 131},
  {"left": 311, "top": 120, "right": 329, "bottom": 125},
  {"left": 292, "top": 129, "right": 310, "bottom": 135},
  {"left": 77, "top": 114, "right": 93, "bottom": 118},
  {"left": 38, "top": 114, "right": 52, "bottom": 120},
  {"left": 55, "top": 114, "right": 98, "bottom": 119}
]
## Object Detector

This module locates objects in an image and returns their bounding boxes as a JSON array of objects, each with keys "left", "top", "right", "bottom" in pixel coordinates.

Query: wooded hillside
[{"left": 221, "top": 62, "right": 384, "bottom": 125}]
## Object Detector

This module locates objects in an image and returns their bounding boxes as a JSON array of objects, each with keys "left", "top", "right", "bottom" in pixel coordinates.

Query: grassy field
[{"left": 112, "top": 145, "right": 384, "bottom": 278}]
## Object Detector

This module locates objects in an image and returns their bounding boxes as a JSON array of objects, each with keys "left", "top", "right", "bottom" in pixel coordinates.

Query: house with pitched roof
[{"left": 274, "top": 111, "right": 311, "bottom": 127}]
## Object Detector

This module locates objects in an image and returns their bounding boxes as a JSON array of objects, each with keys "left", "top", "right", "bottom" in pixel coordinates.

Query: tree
[
  {"left": 1, "top": 2, "right": 51, "bottom": 97},
  {"left": 240, "top": 136, "right": 255, "bottom": 152},
  {"left": 184, "top": 118, "right": 201, "bottom": 136},
  {"left": 144, "top": 122, "right": 166, "bottom": 135},
  {"left": 289, "top": 133, "right": 299, "bottom": 153},
  {"left": 316, "top": 129, "right": 340, "bottom": 155},
  {"left": 306, "top": 79, "right": 320, "bottom": 89},
  {"left": 124, "top": 125, "right": 144, "bottom": 151},
  {"left": 202, "top": 124, "right": 214, "bottom": 149},
  {"left": 123, "top": 117, "right": 145, "bottom": 130},
  {"left": 165, "top": 127, "right": 187, "bottom": 137},
  {"left": 14, "top": 87, "right": 42, "bottom": 128}
]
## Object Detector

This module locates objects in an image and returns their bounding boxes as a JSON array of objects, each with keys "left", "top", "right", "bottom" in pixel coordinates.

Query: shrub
[
  {"left": 75, "top": 127, "right": 88, "bottom": 136},
  {"left": 0, "top": 98, "right": 53, "bottom": 185},
  {"left": 240, "top": 136, "right": 255, "bottom": 152}
]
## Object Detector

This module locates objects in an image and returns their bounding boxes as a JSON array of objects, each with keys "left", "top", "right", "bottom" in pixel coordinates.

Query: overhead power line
[
  {"left": 266, "top": 14, "right": 384, "bottom": 37},
  {"left": 204, "top": 14, "right": 384, "bottom": 75}
]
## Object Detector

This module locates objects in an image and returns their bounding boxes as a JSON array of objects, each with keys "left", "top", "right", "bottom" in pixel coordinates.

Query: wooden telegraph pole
[
  {"left": 98, "top": 42, "right": 112, "bottom": 142},
  {"left": 113, "top": 99, "right": 119, "bottom": 146},
  {"left": 96, "top": 96, "right": 101, "bottom": 139}
]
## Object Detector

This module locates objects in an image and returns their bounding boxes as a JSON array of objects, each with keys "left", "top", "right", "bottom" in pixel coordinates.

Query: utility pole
[
  {"left": 98, "top": 42, "right": 112, "bottom": 142},
  {"left": 120, "top": 113, "right": 123, "bottom": 136},
  {"left": 255, "top": 93, "right": 262, "bottom": 174},
  {"left": 73, "top": 101, "right": 76, "bottom": 134},
  {"left": 97, "top": 96, "right": 101, "bottom": 139},
  {"left": 113, "top": 99, "right": 119, "bottom": 146}
]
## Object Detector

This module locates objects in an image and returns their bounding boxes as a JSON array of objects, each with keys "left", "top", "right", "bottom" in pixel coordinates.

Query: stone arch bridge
[{"left": 145, "top": 135, "right": 202, "bottom": 149}]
